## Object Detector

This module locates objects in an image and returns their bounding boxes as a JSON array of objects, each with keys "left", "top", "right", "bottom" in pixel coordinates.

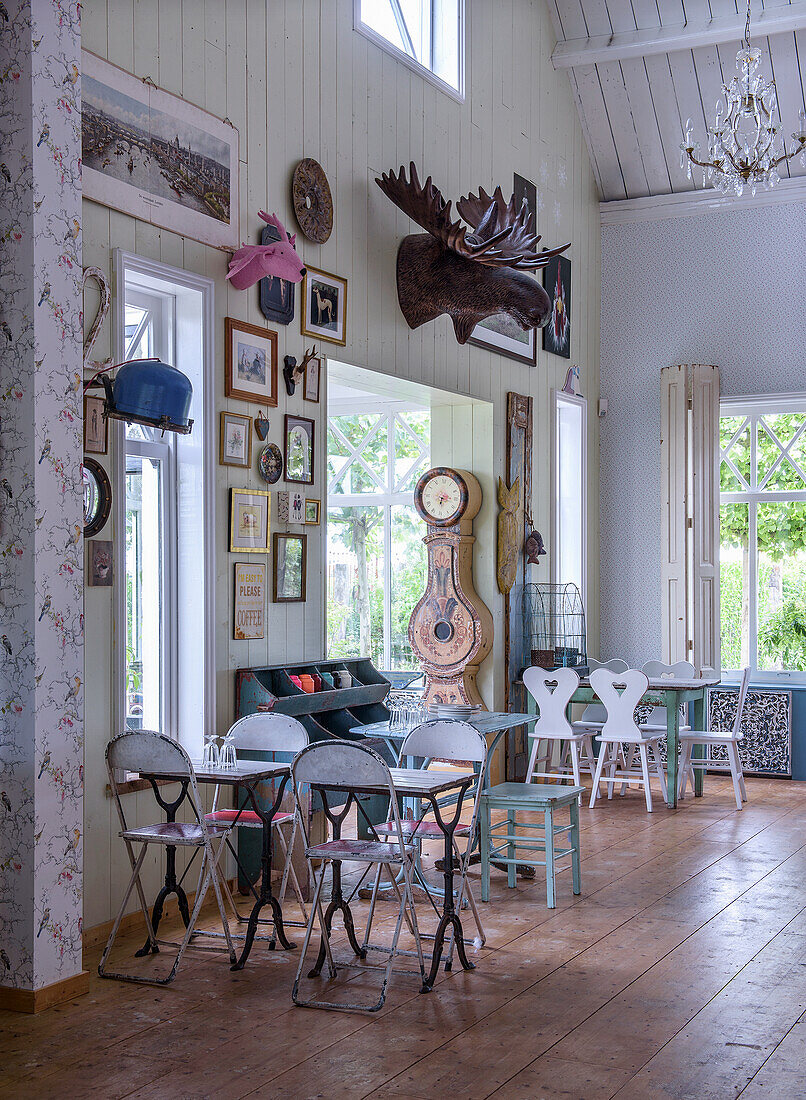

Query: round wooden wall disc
[{"left": 292, "top": 158, "right": 333, "bottom": 244}]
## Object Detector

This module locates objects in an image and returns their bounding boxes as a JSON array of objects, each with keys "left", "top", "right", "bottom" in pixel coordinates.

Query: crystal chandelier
[{"left": 680, "top": 0, "right": 806, "bottom": 196}]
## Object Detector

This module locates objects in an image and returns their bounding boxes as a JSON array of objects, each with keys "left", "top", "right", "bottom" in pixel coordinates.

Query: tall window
[
  {"left": 115, "top": 251, "right": 213, "bottom": 755},
  {"left": 720, "top": 398, "right": 806, "bottom": 678},
  {"left": 554, "top": 391, "right": 587, "bottom": 601},
  {"left": 327, "top": 402, "right": 430, "bottom": 669},
  {"left": 122, "top": 289, "right": 176, "bottom": 732},
  {"left": 355, "top": 0, "right": 464, "bottom": 96}
]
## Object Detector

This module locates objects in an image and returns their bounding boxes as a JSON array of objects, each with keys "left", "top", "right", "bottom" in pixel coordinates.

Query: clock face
[{"left": 415, "top": 469, "right": 467, "bottom": 526}]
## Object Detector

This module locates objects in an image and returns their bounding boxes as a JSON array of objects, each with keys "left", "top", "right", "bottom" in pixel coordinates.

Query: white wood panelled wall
[{"left": 81, "top": 0, "right": 601, "bottom": 930}]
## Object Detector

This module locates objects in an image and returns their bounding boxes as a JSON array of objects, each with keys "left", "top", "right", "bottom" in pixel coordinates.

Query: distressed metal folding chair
[
  {"left": 205, "top": 713, "right": 309, "bottom": 936},
  {"left": 523, "top": 666, "right": 595, "bottom": 794},
  {"left": 291, "top": 740, "right": 426, "bottom": 1013},
  {"left": 99, "top": 729, "right": 236, "bottom": 985},
  {"left": 371, "top": 719, "right": 488, "bottom": 969}
]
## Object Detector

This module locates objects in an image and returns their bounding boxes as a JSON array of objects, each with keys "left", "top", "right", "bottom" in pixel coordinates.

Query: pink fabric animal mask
[{"left": 226, "top": 212, "right": 306, "bottom": 290}]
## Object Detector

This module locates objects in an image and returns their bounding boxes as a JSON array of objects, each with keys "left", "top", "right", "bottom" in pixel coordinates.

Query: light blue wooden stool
[{"left": 479, "top": 783, "right": 583, "bottom": 908}]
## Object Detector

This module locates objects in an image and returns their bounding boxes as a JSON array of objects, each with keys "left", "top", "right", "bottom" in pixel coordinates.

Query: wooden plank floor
[{"left": 3, "top": 775, "right": 806, "bottom": 1099}]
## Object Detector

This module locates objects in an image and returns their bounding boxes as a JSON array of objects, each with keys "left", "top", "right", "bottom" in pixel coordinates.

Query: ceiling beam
[{"left": 552, "top": 4, "right": 806, "bottom": 69}]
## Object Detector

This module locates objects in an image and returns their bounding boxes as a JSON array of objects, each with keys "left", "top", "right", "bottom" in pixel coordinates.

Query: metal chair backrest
[
  {"left": 105, "top": 729, "right": 208, "bottom": 837},
  {"left": 641, "top": 660, "right": 696, "bottom": 679},
  {"left": 400, "top": 720, "right": 486, "bottom": 768},
  {"left": 291, "top": 739, "right": 408, "bottom": 852},
  {"left": 226, "top": 712, "right": 309, "bottom": 756},
  {"left": 590, "top": 668, "right": 648, "bottom": 741},
  {"left": 588, "top": 658, "right": 629, "bottom": 673},
  {"left": 523, "top": 666, "right": 579, "bottom": 742}
]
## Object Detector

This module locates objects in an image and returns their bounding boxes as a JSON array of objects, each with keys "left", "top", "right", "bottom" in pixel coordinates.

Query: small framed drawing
[
  {"left": 230, "top": 487, "right": 271, "bottom": 553},
  {"left": 276, "top": 490, "right": 304, "bottom": 524},
  {"left": 87, "top": 539, "right": 113, "bottom": 586},
  {"left": 273, "top": 532, "right": 307, "bottom": 602},
  {"left": 233, "top": 561, "right": 266, "bottom": 640},
  {"left": 468, "top": 315, "right": 537, "bottom": 366},
  {"left": 284, "top": 413, "right": 315, "bottom": 485},
  {"left": 304, "top": 498, "right": 320, "bottom": 525},
  {"left": 225, "top": 317, "right": 278, "bottom": 406},
  {"left": 303, "top": 354, "right": 321, "bottom": 402},
  {"left": 219, "top": 411, "right": 252, "bottom": 467},
  {"left": 542, "top": 255, "right": 571, "bottom": 358},
  {"left": 84, "top": 395, "right": 108, "bottom": 454},
  {"left": 301, "top": 267, "right": 347, "bottom": 346}
]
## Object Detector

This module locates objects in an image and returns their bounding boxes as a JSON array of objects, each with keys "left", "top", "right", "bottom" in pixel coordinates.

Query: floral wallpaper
[{"left": 0, "top": 0, "right": 84, "bottom": 991}]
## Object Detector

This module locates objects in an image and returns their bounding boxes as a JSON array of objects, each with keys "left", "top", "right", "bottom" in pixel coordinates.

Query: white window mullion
[
  {"left": 383, "top": 504, "right": 392, "bottom": 669},
  {"left": 749, "top": 498, "right": 758, "bottom": 673}
]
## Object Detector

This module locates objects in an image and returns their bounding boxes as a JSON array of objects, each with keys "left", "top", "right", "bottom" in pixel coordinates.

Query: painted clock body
[{"left": 409, "top": 467, "right": 493, "bottom": 707}]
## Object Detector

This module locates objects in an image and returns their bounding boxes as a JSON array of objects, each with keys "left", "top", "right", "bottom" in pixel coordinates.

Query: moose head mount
[{"left": 375, "top": 163, "right": 570, "bottom": 345}]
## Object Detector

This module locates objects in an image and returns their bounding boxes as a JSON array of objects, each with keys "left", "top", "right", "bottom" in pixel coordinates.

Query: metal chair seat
[
  {"left": 204, "top": 808, "right": 294, "bottom": 829},
  {"left": 120, "top": 820, "right": 230, "bottom": 845},
  {"left": 375, "top": 818, "right": 471, "bottom": 839},
  {"left": 306, "top": 837, "right": 413, "bottom": 863}
]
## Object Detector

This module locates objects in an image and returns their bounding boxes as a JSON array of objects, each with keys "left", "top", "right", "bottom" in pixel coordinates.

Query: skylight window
[{"left": 356, "top": 0, "right": 464, "bottom": 98}]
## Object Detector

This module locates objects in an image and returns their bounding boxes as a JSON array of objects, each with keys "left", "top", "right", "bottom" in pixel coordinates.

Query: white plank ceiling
[{"left": 547, "top": 0, "right": 806, "bottom": 200}]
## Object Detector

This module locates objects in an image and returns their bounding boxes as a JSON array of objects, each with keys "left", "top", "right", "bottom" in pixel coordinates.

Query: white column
[{"left": 0, "top": 0, "right": 85, "bottom": 1007}]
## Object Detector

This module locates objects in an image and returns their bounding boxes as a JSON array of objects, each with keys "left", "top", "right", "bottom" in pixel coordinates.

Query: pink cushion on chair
[
  {"left": 204, "top": 809, "right": 293, "bottom": 828},
  {"left": 375, "top": 819, "right": 470, "bottom": 839}
]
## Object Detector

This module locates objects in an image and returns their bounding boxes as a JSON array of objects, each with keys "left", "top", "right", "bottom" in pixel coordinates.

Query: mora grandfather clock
[{"left": 409, "top": 467, "right": 493, "bottom": 707}]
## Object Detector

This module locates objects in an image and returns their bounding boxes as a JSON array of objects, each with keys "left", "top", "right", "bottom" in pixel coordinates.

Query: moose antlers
[
  {"left": 374, "top": 162, "right": 571, "bottom": 344},
  {"left": 376, "top": 163, "right": 569, "bottom": 270}
]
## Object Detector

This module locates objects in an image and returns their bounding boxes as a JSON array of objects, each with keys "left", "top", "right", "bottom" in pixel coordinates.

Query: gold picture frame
[
  {"left": 304, "top": 498, "right": 321, "bottom": 525},
  {"left": 229, "top": 487, "right": 271, "bottom": 553},
  {"left": 301, "top": 266, "right": 347, "bottom": 346}
]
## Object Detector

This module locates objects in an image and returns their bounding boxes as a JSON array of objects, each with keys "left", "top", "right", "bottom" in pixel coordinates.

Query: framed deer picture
[{"left": 301, "top": 267, "right": 347, "bottom": 346}]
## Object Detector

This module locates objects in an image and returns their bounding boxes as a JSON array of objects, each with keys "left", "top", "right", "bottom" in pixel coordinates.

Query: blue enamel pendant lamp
[{"left": 98, "top": 357, "right": 193, "bottom": 434}]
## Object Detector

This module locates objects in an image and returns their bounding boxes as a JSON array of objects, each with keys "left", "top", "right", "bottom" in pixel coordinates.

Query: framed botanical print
[
  {"left": 304, "top": 498, "right": 321, "bottom": 525},
  {"left": 225, "top": 317, "right": 278, "bottom": 406},
  {"left": 273, "top": 532, "right": 307, "bottom": 602},
  {"left": 542, "top": 255, "right": 571, "bottom": 358},
  {"left": 84, "top": 395, "right": 108, "bottom": 454},
  {"left": 219, "top": 411, "right": 252, "bottom": 468},
  {"left": 284, "top": 413, "right": 315, "bottom": 485},
  {"left": 301, "top": 267, "right": 347, "bottom": 346},
  {"left": 229, "top": 487, "right": 271, "bottom": 553},
  {"left": 303, "top": 354, "right": 321, "bottom": 402}
]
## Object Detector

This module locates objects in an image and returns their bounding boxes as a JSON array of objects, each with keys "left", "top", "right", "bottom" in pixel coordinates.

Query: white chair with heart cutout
[
  {"left": 523, "top": 666, "right": 595, "bottom": 794},
  {"left": 589, "top": 668, "right": 668, "bottom": 813}
]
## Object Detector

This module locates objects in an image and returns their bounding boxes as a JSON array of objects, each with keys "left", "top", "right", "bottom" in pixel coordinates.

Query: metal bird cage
[{"left": 522, "top": 582, "right": 587, "bottom": 670}]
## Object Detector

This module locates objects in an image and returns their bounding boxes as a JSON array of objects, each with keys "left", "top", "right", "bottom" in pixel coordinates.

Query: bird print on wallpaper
[
  {"left": 36, "top": 124, "right": 49, "bottom": 147},
  {"left": 38, "top": 439, "right": 51, "bottom": 464},
  {"left": 1, "top": 635, "right": 12, "bottom": 657},
  {"left": 0, "top": 478, "right": 12, "bottom": 500},
  {"left": 1, "top": 792, "right": 11, "bottom": 813},
  {"left": 0, "top": 949, "right": 10, "bottom": 971},
  {"left": 39, "top": 595, "right": 51, "bottom": 621},
  {"left": 38, "top": 751, "right": 51, "bottom": 779},
  {"left": 37, "top": 909, "right": 50, "bottom": 937}
]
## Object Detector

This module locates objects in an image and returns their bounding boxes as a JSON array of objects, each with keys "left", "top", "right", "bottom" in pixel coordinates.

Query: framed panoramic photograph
[
  {"left": 301, "top": 267, "right": 347, "bottom": 346},
  {"left": 273, "top": 533, "right": 307, "bottom": 602},
  {"left": 81, "top": 50, "right": 239, "bottom": 250},
  {"left": 84, "top": 395, "right": 108, "bottom": 454},
  {"left": 542, "top": 255, "right": 571, "bottom": 359},
  {"left": 219, "top": 411, "right": 252, "bottom": 468},
  {"left": 233, "top": 562, "right": 266, "bottom": 640},
  {"left": 259, "top": 223, "right": 295, "bottom": 325},
  {"left": 284, "top": 414, "right": 315, "bottom": 485},
  {"left": 303, "top": 354, "right": 321, "bottom": 402},
  {"left": 468, "top": 314, "right": 537, "bottom": 366},
  {"left": 304, "top": 498, "right": 321, "bottom": 525},
  {"left": 229, "top": 487, "right": 270, "bottom": 553},
  {"left": 225, "top": 318, "right": 278, "bottom": 406}
]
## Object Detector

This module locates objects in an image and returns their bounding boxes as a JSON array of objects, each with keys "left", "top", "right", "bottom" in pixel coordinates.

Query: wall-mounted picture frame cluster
[
  {"left": 229, "top": 487, "right": 271, "bottom": 553},
  {"left": 284, "top": 413, "right": 315, "bottom": 485},
  {"left": 225, "top": 317, "right": 278, "bottom": 406},
  {"left": 273, "top": 532, "right": 307, "bottom": 602},
  {"left": 301, "top": 267, "right": 347, "bottom": 346},
  {"left": 220, "top": 410, "right": 252, "bottom": 467}
]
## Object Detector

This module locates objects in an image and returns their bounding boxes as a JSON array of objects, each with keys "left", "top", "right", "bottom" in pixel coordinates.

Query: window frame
[
  {"left": 113, "top": 251, "right": 216, "bottom": 756},
  {"left": 552, "top": 389, "right": 588, "bottom": 611},
  {"left": 720, "top": 393, "right": 806, "bottom": 684},
  {"left": 327, "top": 397, "right": 430, "bottom": 670},
  {"left": 353, "top": 0, "right": 466, "bottom": 102}
]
